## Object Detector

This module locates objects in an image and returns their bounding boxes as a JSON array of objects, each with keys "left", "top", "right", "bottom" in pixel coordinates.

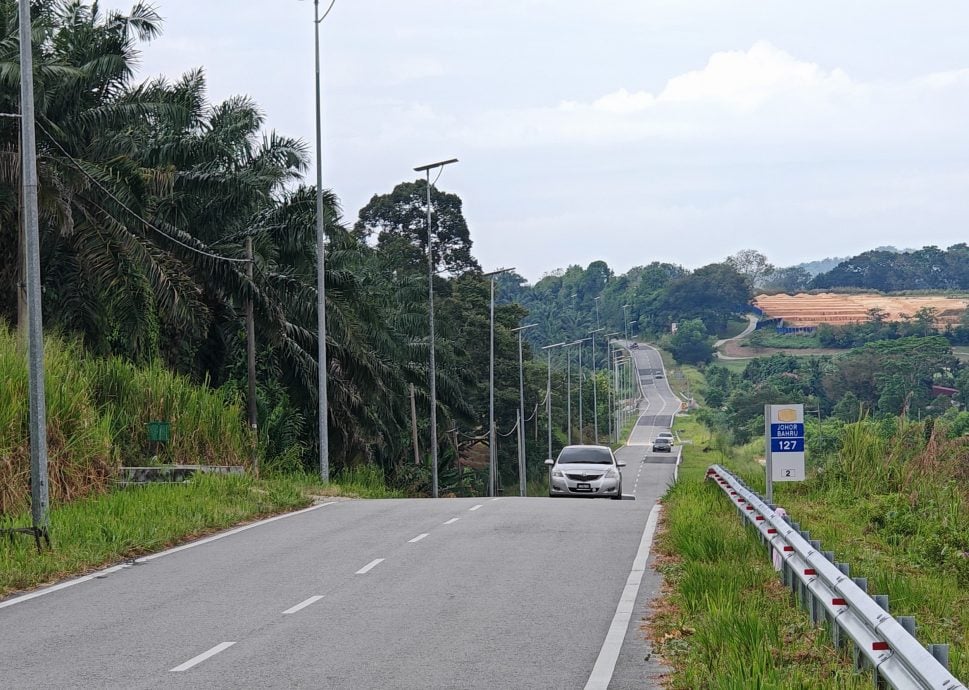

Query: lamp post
[
  {"left": 622, "top": 304, "right": 631, "bottom": 343},
  {"left": 565, "top": 340, "right": 581, "bottom": 443},
  {"left": 589, "top": 327, "right": 604, "bottom": 442},
  {"left": 604, "top": 332, "right": 620, "bottom": 442},
  {"left": 414, "top": 158, "right": 459, "bottom": 498},
  {"left": 541, "top": 342, "right": 567, "bottom": 461},
  {"left": 594, "top": 296, "right": 601, "bottom": 330},
  {"left": 511, "top": 323, "right": 538, "bottom": 497},
  {"left": 575, "top": 337, "right": 592, "bottom": 443},
  {"left": 484, "top": 267, "right": 515, "bottom": 497},
  {"left": 310, "top": 0, "right": 338, "bottom": 481}
]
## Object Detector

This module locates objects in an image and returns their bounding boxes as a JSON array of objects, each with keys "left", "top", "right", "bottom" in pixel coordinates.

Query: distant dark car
[
  {"left": 655, "top": 374, "right": 664, "bottom": 379},
  {"left": 629, "top": 343, "right": 639, "bottom": 349},
  {"left": 652, "top": 437, "right": 672, "bottom": 452}
]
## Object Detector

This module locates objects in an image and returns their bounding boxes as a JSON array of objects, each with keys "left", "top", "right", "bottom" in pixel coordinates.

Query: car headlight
[
  {"left": 605, "top": 468, "right": 619, "bottom": 479},
  {"left": 552, "top": 469, "right": 564, "bottom": 478}
]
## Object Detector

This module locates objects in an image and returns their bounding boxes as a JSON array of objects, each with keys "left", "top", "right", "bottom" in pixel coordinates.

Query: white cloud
[{"left": 408, "top": 41, "right": 969, "bottom": 154}]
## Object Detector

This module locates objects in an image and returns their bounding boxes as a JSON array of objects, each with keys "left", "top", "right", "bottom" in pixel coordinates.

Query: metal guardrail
[{"left": 706, "top": 464, "right": 966, "bottom": 690}]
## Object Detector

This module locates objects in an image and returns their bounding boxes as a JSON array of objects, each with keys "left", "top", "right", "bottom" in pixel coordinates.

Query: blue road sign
[
  {"left": 771, "top": 438, "right": 805, "bottom": 453},
  {"left": 771, "top": 423, "right": 804, "bottom": 438}
]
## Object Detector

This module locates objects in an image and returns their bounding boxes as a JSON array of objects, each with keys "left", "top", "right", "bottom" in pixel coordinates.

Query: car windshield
[{"left": 556, "top": 447, "right": 614, "bottom": 465}]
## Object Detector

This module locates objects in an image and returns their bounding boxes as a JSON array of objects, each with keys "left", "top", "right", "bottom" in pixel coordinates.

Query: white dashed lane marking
[
  {"left": 408, "top": 533, "right": 429, "bottom": 543},
  {"left": 169, "top": 642, "right": 236, "bottom": 672},
  {"left": 282, "top": 596, "right": 324, "bottom": 615},
  {"left": 443, "top": 518, "right": 460, "bottom": 525},
  {"left": 355, "top": 559, "right": 385, "bottom": 574}
]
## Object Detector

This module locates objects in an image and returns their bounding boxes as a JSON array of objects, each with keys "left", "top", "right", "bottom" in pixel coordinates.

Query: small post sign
[{"left": 765, "top": 404, "right": 805, "bottom": 502}]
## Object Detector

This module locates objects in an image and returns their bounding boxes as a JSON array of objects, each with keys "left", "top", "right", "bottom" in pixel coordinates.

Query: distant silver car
[{"left": 545, "top": 445, "right": 625, "bottom": 499}]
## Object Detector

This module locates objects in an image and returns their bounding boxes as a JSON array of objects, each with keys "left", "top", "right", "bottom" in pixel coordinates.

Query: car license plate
[{"left": 576, "top": 482, "right": 591, "bottom": 490}]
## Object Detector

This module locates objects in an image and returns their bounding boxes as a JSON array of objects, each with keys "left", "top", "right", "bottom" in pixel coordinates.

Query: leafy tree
[
  {"left": 762, "top": 266, "right": 810, "bottom": 293},
  {"left": 655, "top": 263, "right": 752, "bottom": 333},
  {"left": 668, "top": 318, "right": 713, "bottom": 364},
  {"left": 354, "top": 179, "right": 479, "bottom": 275},
  {"left": 726, "top": 249, "right": 774, "bottom": 289}
]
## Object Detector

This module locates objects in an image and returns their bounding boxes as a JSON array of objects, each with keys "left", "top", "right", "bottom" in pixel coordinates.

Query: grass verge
[
  {"left": 651, "top": 416, "right": 869, "bottom": 688},
  {"left": 0, "top": 469, "right": 401, "bottom": 598},
  {"left": 653, "top": 414, "right": 967, "bottom": 684}
]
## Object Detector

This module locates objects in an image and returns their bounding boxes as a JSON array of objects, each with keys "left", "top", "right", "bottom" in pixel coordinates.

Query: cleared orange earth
[{"left": 754, "top": 293, "right": 969, "bottom": 327}]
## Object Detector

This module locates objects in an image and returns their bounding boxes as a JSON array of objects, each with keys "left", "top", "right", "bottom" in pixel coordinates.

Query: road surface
[{"left": 1, "top": 346, "right": 680, "bottom": 690}]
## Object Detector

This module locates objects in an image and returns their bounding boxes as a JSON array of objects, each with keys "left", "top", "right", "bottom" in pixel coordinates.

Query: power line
[{"left": 35, "top": 120, "right": 250, "bottom": 264}]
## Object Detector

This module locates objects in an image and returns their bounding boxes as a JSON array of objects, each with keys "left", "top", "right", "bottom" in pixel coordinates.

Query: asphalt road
[{"left": 1, "top": 344, "right": 679, "bottom": 690}]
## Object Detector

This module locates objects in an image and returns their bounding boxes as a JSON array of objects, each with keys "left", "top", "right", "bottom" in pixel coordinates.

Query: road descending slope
[{"left": 1, "top": 344, "right": 679, "bottom": 690}]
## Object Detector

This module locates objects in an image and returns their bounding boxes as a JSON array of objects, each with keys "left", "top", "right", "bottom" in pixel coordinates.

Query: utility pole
[
  {"left": 511, "top": 323, "right": 537, "bottom": 496},
  {"left": 245, "top": 237, "right": 258, "bottom": 477},
  {"left": 19, "top": 0, "right": 50, "bottom": 543},
  {"left": 576, "top": 337, "right": 591, "bottom": 443},
  {"left": 409, "top": 383, "right": 420, "bottom": 465},
  {"left": 484, "top": 267, "right": 514, "bottom": 497},
  {"left": 589, "top": 328, "right": 604, "bottom": 443}
]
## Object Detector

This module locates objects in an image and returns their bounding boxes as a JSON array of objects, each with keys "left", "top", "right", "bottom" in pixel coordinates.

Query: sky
[{"left": 108, "top": 0, "right": 969, "bottom": 282}]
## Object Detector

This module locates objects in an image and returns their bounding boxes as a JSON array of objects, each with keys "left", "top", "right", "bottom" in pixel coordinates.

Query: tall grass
[
  {"left": 0, "top": 473, "right": 313, "bottom": 596},
  {"left": 0, "top": 326, "right": 249, "bottom": 516}
]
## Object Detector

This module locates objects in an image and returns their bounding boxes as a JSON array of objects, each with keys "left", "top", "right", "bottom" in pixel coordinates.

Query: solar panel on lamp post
[
  {"left": 483, "top": 267, "right": 515, "bottom": 497},
  {"left": 414, "top": 157, "right": 459, "bottom": 498},
  {"left": 511, "top": 323, "right": 538, "bottom": 497}
]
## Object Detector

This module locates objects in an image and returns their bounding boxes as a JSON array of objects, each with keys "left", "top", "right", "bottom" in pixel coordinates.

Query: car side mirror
[
  {"left": 544, "top": 458, "right": 554, "bottom": 466},
  {"left": 617, "top": 461, "right": 626, "bottom": 468}
]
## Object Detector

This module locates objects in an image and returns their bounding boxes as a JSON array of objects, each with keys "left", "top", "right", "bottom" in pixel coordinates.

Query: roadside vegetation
[
  {"left": 742, "top": 330, "right": 824, "bottom": 349},
  {"left": 652, "top": 359, "right": 968, "bottom": 685}
]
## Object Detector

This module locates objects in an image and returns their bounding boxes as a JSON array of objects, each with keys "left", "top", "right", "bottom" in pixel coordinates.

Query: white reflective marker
[
  {"left": 356, "top": 559, "right": 385, "bottom": 574},
  {"left": 282, "top": 596, "right": 324, "bottom": 615},
  {"left": 169, "top": 642, "right": 236, "bottom": 672}
]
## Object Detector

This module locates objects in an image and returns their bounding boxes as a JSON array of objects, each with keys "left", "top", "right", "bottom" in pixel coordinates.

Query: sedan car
[
  {"left": 652, "top": 437, "right": 672, "bottom": 452},
  {"left": 545, "top": 445, "right": 625, "bottom": 499}
]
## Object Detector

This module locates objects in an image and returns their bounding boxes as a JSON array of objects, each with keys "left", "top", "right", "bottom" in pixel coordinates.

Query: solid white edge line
[
  {"left": 282, "top": 595, "right": 324, "bottom": 615},
  {"left": 0, "top": 502, "right": 338, "bottom": 610},
  {"left": 169, "top": 641, "right": 236, "bottom": 672},
  {"left": 584, "top": 503, "right": 662, "bottom": 690},
  {"left": 408, "top": 533, "right": 429, "bottom": 543},
  {"left": 469, "top": 504, "right": 483, "bottom": 511},
  {"left": 355, "top": 558, "right": 385, "bottom": 574},
  {"left": 443, "top": 517, "right": 460, "bottom": 525}
]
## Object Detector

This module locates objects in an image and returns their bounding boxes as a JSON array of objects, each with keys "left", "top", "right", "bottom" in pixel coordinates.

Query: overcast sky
[{"left": 111, "top": 1, "right": 969, "bottom": 282}]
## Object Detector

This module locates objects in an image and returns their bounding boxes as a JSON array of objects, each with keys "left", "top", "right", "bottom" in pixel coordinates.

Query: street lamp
[
  {"left": 575, "top": 337, "right": 592, "bottom": 443},
  {"left": 511, "top": 323, "right": 538, "bottom": 497},
  {"left": 541, "top": 342, "right": 567, "bottom": 461},
  {"left": 589, "top": 327, "right": 605, "bottom": 442},
  {"left": 311, "top": 0, "right": 337, "bottom": 481},
  {"left": 622, "top": 304, "right": 632, "bottom": 343},
  {"left": 565, "top": 339, "right": 582, "bottom": 443},
  {"left": 483, "top": 266, "right": 515, "bottom": 497},
  {"left": 414, "top": 157, "right": 459, "bottom": 498},
  {"left": 594, "top": 296, "right": 601, "bottom": 330},
  {"left": 604, "top": 332, "right": 620, "bottom": 442}
]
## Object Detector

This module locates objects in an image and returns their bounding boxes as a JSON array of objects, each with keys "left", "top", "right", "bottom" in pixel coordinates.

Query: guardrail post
[
  {"left": 929, "top": 644, "right": 950, "bottom": 670},
  {"left": 874, "top": 594, "right": 889, "bottom": 613},
  {"left": 898, "top": 616, "right": 916, "bottom": 637}
]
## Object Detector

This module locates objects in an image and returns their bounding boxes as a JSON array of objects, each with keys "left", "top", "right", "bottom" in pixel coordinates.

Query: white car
[{"left": 545, "top": 445, "right": 625, "bottom": 499}]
